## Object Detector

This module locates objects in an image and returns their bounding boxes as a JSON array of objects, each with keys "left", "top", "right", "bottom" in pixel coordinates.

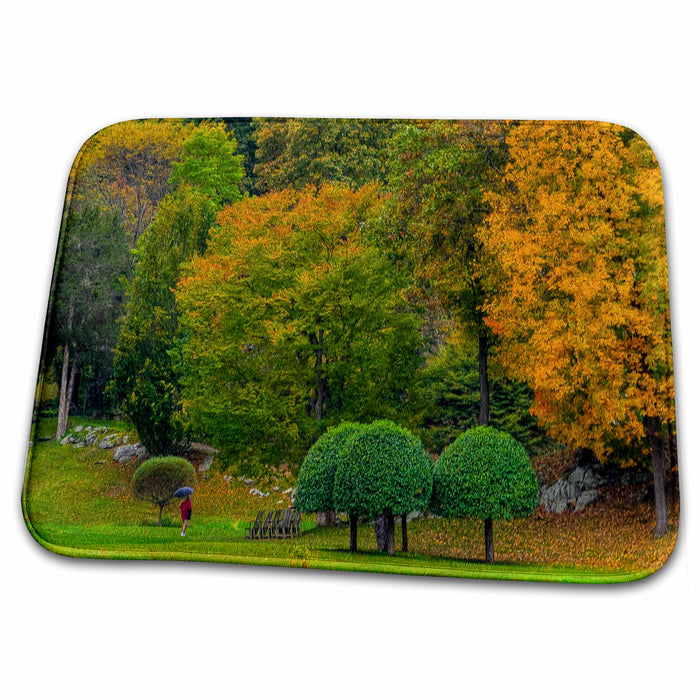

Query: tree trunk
[
  {"left": 311, "top": 328, "right": 328, "bottom": 422},
  {"left": 67, "top": 355, "right": 78, "bottom": 410},
  {"left": 484, "top": 516, "right": 494, "bottom": 563},
  {"left": 645, "top": 416, "right": 668, "bottom": 538},
  {"left": 385, "top": 508, "right": 395, "bottom": 556},
  {"left": 349, "top": 513, "right": 358, "bottom": 553},
  {"left": 662, "top": 425, "right": 677, "bottom": 509},
  {"left": 375, "top": 513, "right": 387, "bottom": 552},
  {"left": 478, "top": 333, "right": 490, "bottom": 427},
  {"left": 401, "top": 513, "right": 408, "bottom": 552},
  {"left": 56, "top": 343, "right": 71, "bottom": 440},
  {"left": 310, "top": 329, "right": 337, "bottom": 527},
  {"left": 56, "top": 346, "right": 78, "bottom": 440},
  {"left": 158, "top": 503, "right": 164, "bottom": 527},
  {"left": 56, "top": 304, "right": 75, "bottom": 441}
]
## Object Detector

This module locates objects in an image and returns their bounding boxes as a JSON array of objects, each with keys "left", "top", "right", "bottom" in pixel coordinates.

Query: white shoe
[{"left": 181, "top": 532, "right": 185, "bottom": 537}]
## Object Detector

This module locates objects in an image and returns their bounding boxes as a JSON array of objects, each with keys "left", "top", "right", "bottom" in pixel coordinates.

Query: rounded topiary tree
[
  {"left": 132, "top": 456, "right": 196, "bottom": 526},
  {"left": 431, "top": 426, "right": 538, "bottom": 563},
  {"left": 334, "top": 420, "right": 432, "bottom": 555},
  {"left": 295, "top": 423, "right": 363, "bottom": 528}
]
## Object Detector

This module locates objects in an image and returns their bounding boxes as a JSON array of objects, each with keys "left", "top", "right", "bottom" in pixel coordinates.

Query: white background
[{"left": 3, "top": 2, "right": 698, "bottom": 698}]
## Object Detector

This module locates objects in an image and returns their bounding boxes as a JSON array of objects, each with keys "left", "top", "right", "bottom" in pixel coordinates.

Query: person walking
[{"left": 180, "top": 495, "right": 192, "bottom": 536}]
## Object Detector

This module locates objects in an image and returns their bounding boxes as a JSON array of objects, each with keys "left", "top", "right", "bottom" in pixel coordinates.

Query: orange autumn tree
[
  {"left": 176, "top": 184, "right": 423, "bottom": 472},
  {"left": 480, "top": 121, "right": 675, "bottom": 537}
]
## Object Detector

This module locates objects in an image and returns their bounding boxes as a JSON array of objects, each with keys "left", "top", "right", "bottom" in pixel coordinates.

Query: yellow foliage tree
[
  {"left": 480, "top": 121, "right": 675, "bottom": 537},
  {"left": 73, "top": 119, "right": 195, "bottom": 246}
]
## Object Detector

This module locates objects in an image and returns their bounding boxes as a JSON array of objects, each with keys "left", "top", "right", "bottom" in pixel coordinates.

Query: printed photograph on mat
[{"left": 22, "top": 118, "right": 678, "bottom": 582}]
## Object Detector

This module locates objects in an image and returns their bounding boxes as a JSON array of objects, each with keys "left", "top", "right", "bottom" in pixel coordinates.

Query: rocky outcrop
[
  {"left": 60, "top": 425, "right": 110, "bottom": 447},
  {"left": 539, "top": 462, "right": 651, "bottom": 513},
  {"left": 58, "top": 425, "right": 146, "bottom": 463},
  {"left": 113, "top": 443, "right": 147, "bottom": 462},
  {"left": 98, "top": 434, "right": 122, "bottom": 450}
]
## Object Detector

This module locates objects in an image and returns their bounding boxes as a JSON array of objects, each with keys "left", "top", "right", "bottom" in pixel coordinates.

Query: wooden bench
[
  {"left": 245, "top": 508, "right": 302, "bottom": 539},
  {"left": 245, "top": 510, "right": 264, "bottom": 539}
]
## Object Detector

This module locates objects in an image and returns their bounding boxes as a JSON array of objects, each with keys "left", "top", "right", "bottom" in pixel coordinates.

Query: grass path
[{"left": 27, "top": 520, "right": 653, "bottom": 583}]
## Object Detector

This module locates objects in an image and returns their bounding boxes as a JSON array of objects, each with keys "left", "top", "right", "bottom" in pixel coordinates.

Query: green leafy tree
[
  {"left": 49, "top": 206, "right": 130, "bottom": 439},
  {"left": 431, "top": 426, "right": 539, "bottom": 563},
  {"left": 295, "top": 422, "right": 363, "bottom": 529},
  {"left": 177, "top": 184, "right": 424, "bottom": 470},
  {"left": 385, "top": 120, "right": 510, "bottom": 426},
  {"left": 109, "top": 121, "right": 246, "bottom": 455},
  {"left": 108, "top": 186, "right": 217, "bottom": 454},
  {"left": 252, "top": 118, "right": 403, "bottom": 193},
  {"left": 334, "top": 421, "right": 433, "bottom": 555},
  {"left": 170, "top": 121, "right": 246, "bottom": 206},
  {"left": 220, "top": 118, "right": 257, "bottom": 195},
  {"left": 131, "top": 457, "right": 196, "bottom": 526}
]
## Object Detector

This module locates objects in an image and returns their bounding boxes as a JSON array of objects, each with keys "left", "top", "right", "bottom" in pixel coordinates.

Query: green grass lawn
[{"left": 23, "top": 416, "right": 678, "bottom": 584}]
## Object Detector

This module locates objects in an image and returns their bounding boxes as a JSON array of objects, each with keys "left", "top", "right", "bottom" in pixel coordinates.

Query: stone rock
[
  {"left": 249, "top": 488, "right": 270, "bottom": 497},
  {"left": 540, "top": 461, "right": 616, "bottom": 513},
  {"left": 122, "top": 434, "right": 129, "bottom": 445},
  {"left": 282, "top": 487, "right": 293, "bottom": 494},
  {"left": 73, "top": 441, "right": 86, "bottom": 449},
  {"left": 569, "top": 466, "right": 586, "bottom": 486},
  {"left": 575, "top": 489, "right": 599, "bottom": 512},
  {"left": 98, "top": 434, "right": 122, "bottom": 450},
  {"left": 583, "top": 470, "right": 600, "bottom": 490},
  {"left": 540, "top": 478, "right": 572, "bottom": 513},
  {"left": 113, "top": 444, "right": 146, "bottom": 462},
  {"left": 243, "top": 478, "right": 256, "bottom": 486},
  {"left": 199, "top": 455, "right": 215, "bottom": 472},
  {"left": 60, "top": 434, "right": 73, "bottom": 445}
]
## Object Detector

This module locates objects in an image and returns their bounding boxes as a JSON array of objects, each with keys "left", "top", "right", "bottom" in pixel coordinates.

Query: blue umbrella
[{"left": 174, "top": 486, "right": 194, "bottom": 498}]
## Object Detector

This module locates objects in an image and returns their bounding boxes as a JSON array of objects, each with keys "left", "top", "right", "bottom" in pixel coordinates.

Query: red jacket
[{"left": 180, "top": 498, "right": 192, "bottom": 520}]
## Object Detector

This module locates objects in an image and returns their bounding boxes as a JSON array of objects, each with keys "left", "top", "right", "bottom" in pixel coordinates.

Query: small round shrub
[
  {"left": 294, "top": 423, "right": 363, "bottom": 514},
  {"left": 132, "top": 456, "right": 197, "bottom": 525},
  {"left": 334, "top": 420, "right": 432, "bottom": 518},
  {"left": 431, "top": 426, "right": 538, "bottom": 521}
]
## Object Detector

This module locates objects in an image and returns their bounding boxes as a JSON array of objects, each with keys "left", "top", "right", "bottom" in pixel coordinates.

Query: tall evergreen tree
[
  {"left": 108, "top": 122, "right": 244, "bottom": 455},
  {"left": 108, "top": 186, "right": 217, "bottom": 454}
]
